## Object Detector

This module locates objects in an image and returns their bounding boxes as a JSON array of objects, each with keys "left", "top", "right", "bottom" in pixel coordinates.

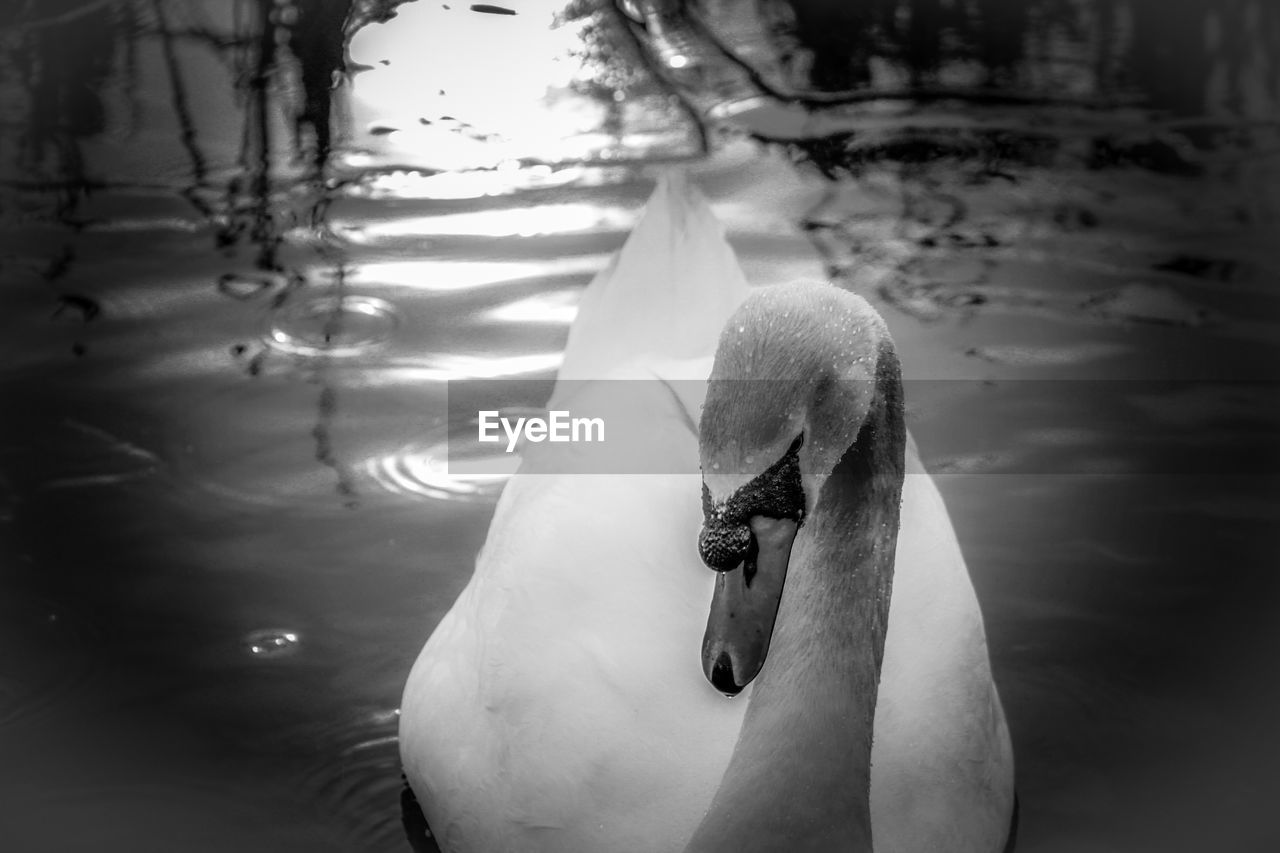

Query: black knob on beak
[{"left": 698, "top": 521, "right": 751, "bottom": 571}]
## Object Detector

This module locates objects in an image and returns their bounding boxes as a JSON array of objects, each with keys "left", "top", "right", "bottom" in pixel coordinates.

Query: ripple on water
[
  {"left": 362, "top": 409, "right": 540, "bottom": 503},
  {"left": 243, "top": 628, "right": 301, "bottom": 659},
  {"left": 296, "top": 706, "right": 409, "bottom": 853},
  {"left": 267, "top": 294, "right": 400, "bottom": 357},
  {"left": 217, "top": 272, "right": 286, "bottom": 301}
]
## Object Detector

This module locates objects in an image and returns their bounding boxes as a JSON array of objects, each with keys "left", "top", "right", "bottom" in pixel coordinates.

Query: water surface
[{"left": 1, "top": 3, "right": 1278, "bottom": 852}]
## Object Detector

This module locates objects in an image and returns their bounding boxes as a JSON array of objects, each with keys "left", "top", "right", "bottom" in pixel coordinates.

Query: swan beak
[{"left": 701, "top": 516, "right": 798, "bottom": 696}]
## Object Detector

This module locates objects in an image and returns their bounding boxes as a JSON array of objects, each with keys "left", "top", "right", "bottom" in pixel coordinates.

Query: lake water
[{"left": 1, "top": 2, "right": 1278, "bottom": 852}]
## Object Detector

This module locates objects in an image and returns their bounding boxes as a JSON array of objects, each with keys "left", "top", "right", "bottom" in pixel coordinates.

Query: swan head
[{"left": 696, "top": 282, "right": 896, "bottom": 695}]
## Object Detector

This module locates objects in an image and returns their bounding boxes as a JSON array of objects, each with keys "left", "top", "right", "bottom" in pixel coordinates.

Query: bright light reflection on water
[
  {"left": 347, "top": 258, "right": 610, "bottom": 292},
  {"left": 349, "top": 164, "right": 589, "bottom": 200},
  {"left": 480, "top": 290, "right": 581, "bottom": 326},
  {"left": 344, "top": 204, "right": 636, "bottom": 239}
]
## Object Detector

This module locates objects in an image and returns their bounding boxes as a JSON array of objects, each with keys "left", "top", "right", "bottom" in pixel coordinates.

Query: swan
[{"left": 399, "top": 173, "right": 1015, "bottom": 852}]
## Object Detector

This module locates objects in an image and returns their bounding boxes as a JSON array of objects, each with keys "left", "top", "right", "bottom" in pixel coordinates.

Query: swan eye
[{"left": 731, "top": 432, "right": 806, "bottom": 523}]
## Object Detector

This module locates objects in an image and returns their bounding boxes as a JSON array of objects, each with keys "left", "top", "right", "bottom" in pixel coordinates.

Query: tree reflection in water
[
  {"left": 1, "top": 0, "right": 407, "bottom": 262},
  {"left": 1, "top": 1, "right": 1275, "bottom": 272}
]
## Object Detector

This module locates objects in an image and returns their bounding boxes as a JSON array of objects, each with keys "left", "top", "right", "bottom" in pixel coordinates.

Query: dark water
[{"left": 1, "top": 2, "right": 1278, "bottom": 852}]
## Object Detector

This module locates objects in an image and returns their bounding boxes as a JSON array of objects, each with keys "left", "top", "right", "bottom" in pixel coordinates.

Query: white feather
[{"left": 400, "top": 172, "right": 1014, "bottom": 852}]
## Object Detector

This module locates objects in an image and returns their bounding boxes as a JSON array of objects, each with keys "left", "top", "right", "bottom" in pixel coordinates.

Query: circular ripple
[
  {"left": 267, "top": 294, "right": 400, "bottom": 357},
  {"left": 243, "top": 628, "right": 301, "bottom": 659},
  {"left": 217, "top": 272, "right": 284, "bottom": 301},
  {"left": 363, "top": 408, "right": 541, "bottom": 502},
  {"left": 294, "top": 707, "right": 407, "bottom": 853}
]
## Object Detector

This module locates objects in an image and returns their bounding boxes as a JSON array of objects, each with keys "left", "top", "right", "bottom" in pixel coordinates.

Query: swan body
[{"left": 399, "top": 174, "right": 1014, "bottom": 852}]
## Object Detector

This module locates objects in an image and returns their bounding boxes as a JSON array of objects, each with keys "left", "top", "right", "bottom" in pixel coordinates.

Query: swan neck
[{"left": 688, "top": 349, "right": 905, "bottom": 853}]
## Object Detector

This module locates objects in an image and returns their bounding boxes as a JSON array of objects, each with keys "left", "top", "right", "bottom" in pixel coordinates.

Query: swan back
[
  {"left": 402, "top": 172, "right": 759, "bottom": 852},
  {"left": 401, "top": 171, "right": 1015, "bottom": 853},
  {"left": 552, "top": 172, "right": 750, "bottom": 399}
]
